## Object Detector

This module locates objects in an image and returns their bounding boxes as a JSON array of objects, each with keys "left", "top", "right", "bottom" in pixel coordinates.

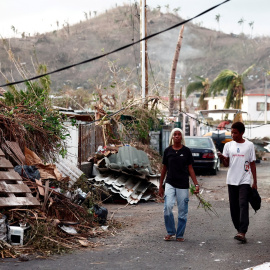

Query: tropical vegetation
[
  {"left": 209, "top": 65, "right": 254, "bottom": 109},
  {"left": 186, "top": 76, "right": 210, "bottom": 110}
]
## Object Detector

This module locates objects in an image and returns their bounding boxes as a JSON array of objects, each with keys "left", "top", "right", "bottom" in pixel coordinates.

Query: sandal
[
  {"left": 234, "top": 233, "right": 247, "bottom": 243},
  {"left": 164, "top": 235, "right": 175, "bottom": 241},
  {"left": 176, "top": 238, "right": 185, "bottom": 242}
]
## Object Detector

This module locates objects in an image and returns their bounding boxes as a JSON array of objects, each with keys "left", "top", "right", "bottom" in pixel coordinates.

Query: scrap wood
[
  {"left": 42, "top": 180, "right": 50, "bottom": 212},
  {"left": 0, "top": 240, "right": 18, "bottom": 258},
  {"left": 35, "top": 179, "right": 44, "bottom": 196},
  {"left": 43, "top": 236, "right": 79, "bottom": 249}
]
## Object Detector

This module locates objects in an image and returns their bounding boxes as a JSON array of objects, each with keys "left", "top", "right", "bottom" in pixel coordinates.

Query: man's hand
[
  {"left": 194, "top": 185, "right": 200, "bottom": 194},
  {"left": 217, "top": 151, "right": 223, "bottom": 159},
  {"left": 252, "top": 182, "right": 257, "bottom": 190}
]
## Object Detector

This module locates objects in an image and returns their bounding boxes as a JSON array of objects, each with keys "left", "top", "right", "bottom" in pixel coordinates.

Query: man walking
[{"left": 218, "top": 121, "right": 257, "bottom": 243}]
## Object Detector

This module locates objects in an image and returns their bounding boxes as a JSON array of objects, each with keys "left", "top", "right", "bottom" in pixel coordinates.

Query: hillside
[{"left": 1, "top": 4, "right": 270, "bottom": 100}]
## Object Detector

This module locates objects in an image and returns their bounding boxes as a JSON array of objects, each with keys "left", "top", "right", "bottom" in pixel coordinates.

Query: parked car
[{"left": 185, "top": 136, "right": 220, "bottom": 175}]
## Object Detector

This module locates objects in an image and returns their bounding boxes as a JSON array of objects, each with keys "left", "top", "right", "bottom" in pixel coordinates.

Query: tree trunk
[{"left": 169, "top": 25, "right": 184, "bottom": 116}]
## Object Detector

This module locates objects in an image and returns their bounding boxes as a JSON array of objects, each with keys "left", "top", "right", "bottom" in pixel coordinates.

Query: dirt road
[{"left": 1, "top": 159, "right": 270, "bottom": 270}]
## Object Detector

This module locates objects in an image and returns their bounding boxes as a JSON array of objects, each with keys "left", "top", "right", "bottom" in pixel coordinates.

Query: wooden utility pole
[
  {"left": 179, "top": 86, "right": 182, "bottom": 111},
  {"left": 140, "top": 0, "right": 148, "bottom": 100}
]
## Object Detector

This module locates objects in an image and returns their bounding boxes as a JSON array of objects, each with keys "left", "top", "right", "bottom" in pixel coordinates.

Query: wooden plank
[
  {"left": 0, "top": 170, "right": 22, "bottom": 180},
  {"left": 0, "top": 157, "right": 13, "bottom": 169},
  {"left": 0, "top": 197, "right": 40, "bottom": 207},
  {"left": 0, "top": 149, "right": 4, "bottom": 156},
  {"left": 0, "top": 182, "right": 32, "bottom": 193},
  {"left": 5, "top": 141, "right": 26, "bottom": 165}
]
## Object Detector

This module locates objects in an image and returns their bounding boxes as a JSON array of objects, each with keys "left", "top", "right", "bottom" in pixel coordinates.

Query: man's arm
[{"left": 250, "top": 161, "right": 257, "bottom": 189}]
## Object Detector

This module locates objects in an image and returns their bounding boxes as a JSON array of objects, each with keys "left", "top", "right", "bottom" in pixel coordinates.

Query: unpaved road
[{"left": 1, "top": 159, "right": 270, "bottom": 270}]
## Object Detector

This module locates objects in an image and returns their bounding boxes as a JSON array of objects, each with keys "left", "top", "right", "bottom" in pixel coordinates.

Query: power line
[{"left": 0, "top": 0, "right": 230, "bottom": 88}]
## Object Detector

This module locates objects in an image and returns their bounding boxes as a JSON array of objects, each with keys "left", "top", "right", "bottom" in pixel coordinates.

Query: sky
[{"left": 1, "top": 0, "right": 269, "bottom": 38}]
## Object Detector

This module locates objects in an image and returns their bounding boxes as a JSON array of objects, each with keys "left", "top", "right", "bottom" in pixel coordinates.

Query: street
[{"left": 1, "top": 159, "right": 270, "bottom": 270}]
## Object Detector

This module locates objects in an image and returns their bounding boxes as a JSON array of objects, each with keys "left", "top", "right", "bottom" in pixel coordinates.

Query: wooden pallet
[{"left": 0, "top": 149, "right": 40, "bottom": 207}]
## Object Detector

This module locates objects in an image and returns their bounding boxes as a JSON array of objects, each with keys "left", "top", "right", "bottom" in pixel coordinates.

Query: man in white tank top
[{"left": 218, "top": 122, "right": 257, "bottom": 243}]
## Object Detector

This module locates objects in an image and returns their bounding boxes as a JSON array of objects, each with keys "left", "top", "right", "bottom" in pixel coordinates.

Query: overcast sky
[{"left": 1, "top": 0, "right": 269, "bottom": 38}]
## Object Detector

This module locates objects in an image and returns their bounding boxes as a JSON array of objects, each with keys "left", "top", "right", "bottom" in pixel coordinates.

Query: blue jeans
[{"left": 164, "top": 183, "right": 189, "bottom": 239}]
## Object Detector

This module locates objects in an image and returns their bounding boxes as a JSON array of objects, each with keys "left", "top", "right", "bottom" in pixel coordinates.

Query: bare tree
[{"left": 169, "top": 25, "right": 185, "bottom": 116}]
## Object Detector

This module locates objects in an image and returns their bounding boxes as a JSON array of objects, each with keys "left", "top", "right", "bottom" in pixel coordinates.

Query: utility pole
[
  {"left": 140, "top": 0, "right": 148, "bottom": 100},
  {"left": 265, "top": 74, "right": 268, "bottom": 124}
]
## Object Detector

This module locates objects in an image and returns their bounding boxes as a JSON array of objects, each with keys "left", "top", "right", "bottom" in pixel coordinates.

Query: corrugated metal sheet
[
  {"left": 55, "top": 158, "right": 84, "bottom": 186},
  {"left": 97, "top": 145, "right": 158, "bottom": 179},
  {"left": 93, "top": 146, "right": 160, "bottom": 204},
  {"left": 94, "top": 170, "right": 157, "bottom": 204}
]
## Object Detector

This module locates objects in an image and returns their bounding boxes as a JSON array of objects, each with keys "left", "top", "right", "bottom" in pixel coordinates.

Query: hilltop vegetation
[{"left": 1, "top": 4, "right": 270, "bottom": 102}]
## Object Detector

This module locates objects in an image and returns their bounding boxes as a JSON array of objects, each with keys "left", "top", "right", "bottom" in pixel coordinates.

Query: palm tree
[
  {"left": 186, "top": 76, "right": 210, "bottom": 110},
  {"left": 173, "top": 7, "right": 180, "bottom": 15},
  {"left": 238, "top": 17, "right": 245, "bottom": 33},
  {"left": 249, "top": 21, "right": 254, "bottom": 38},
  {"left": 215, "top": 14, "right": 221, "bottom": 32},
  {"left": 210, "top": 65, "right": 254, "bottom": 110},
  {"left": 164, "top": 4, "right": 170, "bottom": 13}
]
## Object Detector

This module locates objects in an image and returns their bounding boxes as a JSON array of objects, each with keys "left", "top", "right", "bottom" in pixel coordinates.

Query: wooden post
[
  {"left": 78, "top": 124, "right": 82, "bottom": 169},
  {"left": 179, "top": 86, "right": 182, "bottom": 111},
  {"left": 140, "top": 0, "right": 148, "bottom": 102}
]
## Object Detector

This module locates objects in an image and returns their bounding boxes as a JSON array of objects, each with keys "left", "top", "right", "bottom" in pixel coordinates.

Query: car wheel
[{"left": 211, "top": 166, "right": 218, "bottom": 175}]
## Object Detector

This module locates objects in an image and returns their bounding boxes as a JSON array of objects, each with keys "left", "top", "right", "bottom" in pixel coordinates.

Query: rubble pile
[{"left": 0, "top": 144, "right": 113, "bottom": 259}]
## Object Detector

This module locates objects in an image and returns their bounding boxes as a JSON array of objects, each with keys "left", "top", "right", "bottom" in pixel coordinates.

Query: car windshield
[{"left": 185, "top": 138, "right": 212, "bottom": 149}]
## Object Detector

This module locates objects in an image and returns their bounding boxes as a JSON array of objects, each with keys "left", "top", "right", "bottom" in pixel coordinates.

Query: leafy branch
[{"left": 190, "top": 184, "right": 219, "bottom": 217}]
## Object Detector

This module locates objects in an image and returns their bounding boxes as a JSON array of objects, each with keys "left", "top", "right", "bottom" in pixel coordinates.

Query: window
[{"left": 256, "top": 102, "right": 270, "bottom": 111}]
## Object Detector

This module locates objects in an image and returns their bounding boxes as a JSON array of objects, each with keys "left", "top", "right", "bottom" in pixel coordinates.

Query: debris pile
[{"left": 0, "top": 143, "right": 113, "bottom": 258}]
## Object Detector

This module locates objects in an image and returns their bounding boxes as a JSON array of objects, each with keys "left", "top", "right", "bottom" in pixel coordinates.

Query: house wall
[
  {"left": 242, "top": 95, "right": 270, "bottom": 122},
  {"left": 207, "top": 95, "right": 270, "bottom": 122}
]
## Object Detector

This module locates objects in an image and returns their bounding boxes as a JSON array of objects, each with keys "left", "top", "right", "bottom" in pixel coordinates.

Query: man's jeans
[{"left": 164, "top": 183, "right": 189, "bottom": 239}]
